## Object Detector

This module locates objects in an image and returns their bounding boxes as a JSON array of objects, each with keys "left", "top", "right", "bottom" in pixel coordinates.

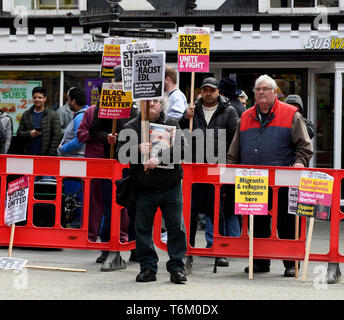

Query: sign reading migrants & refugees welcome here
[{"left": 235, "top": 169, "right": 269, "bottom": 215}]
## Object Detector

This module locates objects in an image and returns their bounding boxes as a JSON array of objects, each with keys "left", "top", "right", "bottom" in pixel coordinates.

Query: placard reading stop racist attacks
[
  {"left": 132, "top": 51, "right": 165, "bottom": 100},
  {"left": 235, "top": 169, "right": 269, "bottom": 215},
  {"left": 178, "top": 27, "right": 210, "bottom": 73},
  {"left": 98, "top": 83, "right": 133, "bottom": 119}
]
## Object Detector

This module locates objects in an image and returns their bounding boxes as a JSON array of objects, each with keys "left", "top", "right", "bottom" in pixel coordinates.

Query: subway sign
[{"left": 304, "top": 37, "right": 344, "bottom": 50}]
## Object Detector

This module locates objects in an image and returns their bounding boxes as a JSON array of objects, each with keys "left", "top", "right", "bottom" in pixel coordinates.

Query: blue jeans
[
  {"left": 135, "top": 184, "right": 187, "bottom": 274},
  {"left": 205, "top": 214, "right": 241, "bottom": 247}
]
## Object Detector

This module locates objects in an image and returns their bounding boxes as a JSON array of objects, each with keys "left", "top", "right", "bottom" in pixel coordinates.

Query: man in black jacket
[
  {"left": 179, "top": 77, "right": 239, "bottom": 267},
  {"left": 116, "top": 98, "right": 187, "bottom": 284}
]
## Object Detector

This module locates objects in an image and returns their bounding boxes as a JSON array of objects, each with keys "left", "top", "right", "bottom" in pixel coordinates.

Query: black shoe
[
  {"left": 244, "top": 264, "right": 270, "bottom": 273},
  {"left": 170, "top": 270, "right": 187, "bottom": 284},
  {"left": 216, "top": 257, "right": 229, "bottom": 267},
  {"left": 284, "top": 267, "right": 296, "bottom": 277},
  {"left": 129, "top": 249, "right": 138, "bottom": 262},
  {"left": 326, "top": 263, "right": 341, "bottom": 284},
  {"left": 96, "top": 251, "right": 109, "bottom": 263},
  {"left": 136, "top": 269, "right": 157, "bottom": 282}
]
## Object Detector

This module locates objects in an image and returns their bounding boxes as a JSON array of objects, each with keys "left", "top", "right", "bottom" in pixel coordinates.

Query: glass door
[{"left": 314, "top": 73, "right": 334, "bottom": 168}]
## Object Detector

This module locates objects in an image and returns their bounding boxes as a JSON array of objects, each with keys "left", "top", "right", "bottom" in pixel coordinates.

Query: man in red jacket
[{"left": 228, "top": 74, "right": 313, "bottom": 277}]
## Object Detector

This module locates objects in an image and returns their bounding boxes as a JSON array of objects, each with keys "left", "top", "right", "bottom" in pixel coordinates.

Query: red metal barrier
[
  {"left": 0, "top": 155, "right": 343, "bottom": 264},
  {"left": 154, "top": 163, "right": 344, "bottom": 264},
  {"left": 0, "top": 154, "right": 134, "bottom": 252}
]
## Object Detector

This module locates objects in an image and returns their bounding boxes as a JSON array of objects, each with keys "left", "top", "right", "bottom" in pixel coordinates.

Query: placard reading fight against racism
[
  {"left": 178, "top": 27, "right": 210, "bottom": 73},
  {"left": 101, "top": 37, "right": 134, "bottom": 78},
  {"left": 235, "top": 169, "right": 269, "bottom": 215},
  {"left": 132, "top": 51, "right": 165, "bottom": 100},
  {"left": 98, "top": 83, "right": 133, "bottom": 119},
  {"left": 296, "top": 171, "right": 333, "bottom": 221}
]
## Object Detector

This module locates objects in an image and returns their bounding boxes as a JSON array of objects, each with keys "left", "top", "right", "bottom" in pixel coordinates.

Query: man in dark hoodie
[{"left": 218, "top": 77, "right": 246, "bottom": 118}]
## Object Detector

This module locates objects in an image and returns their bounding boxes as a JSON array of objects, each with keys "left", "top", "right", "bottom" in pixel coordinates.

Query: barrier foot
[
  {"left": 100, "top": 251, "right": 127, "bottom": 272},
  {"left": 185, "top": 256, "right": 193, "bottom": 275},
  {"left": 213, "top": 258, "right": 218, "bottom": 273}
]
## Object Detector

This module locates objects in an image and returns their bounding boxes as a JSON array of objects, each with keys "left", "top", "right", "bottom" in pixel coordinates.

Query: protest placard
[
  {"left": 234, "top": 169, "right": 269, "bottom": 216},
  {"left": 84, "top": 78, "right": 109, "bottom": 106},
  {"left": 5, "top": 176, "right": 29, "bottom": 226},
  {"left": 296, "top": 170, "right": 334, "bottom": 281},
  {"left": 98, "top": 83, "right": 133, "bottom": 119},
  {"left": 120, "top": 40, "right": 156, "bottom": 92},
  {"left": 288, "top": 187, "right": 299, "bottom": 214},
  {"left": 234, "top": 168, "right": 269, "bottom": 280},
  {"left": 177, "top": 27, "right": 210, "bottom": 132},
  {"left": 132, "top": 51, "right": 165, "bottom": 101},
  {"left": 101, "top": 37, "right": 134, "bottom": 78},
  {"left": 178, "top": 27, "right": 210, "bottom": 73},
  {"left": 0, "top": 257, "right": 27, "bottom": 271},
  {"left": 296, "top": 170, "right": 333, "bottom": 221}
]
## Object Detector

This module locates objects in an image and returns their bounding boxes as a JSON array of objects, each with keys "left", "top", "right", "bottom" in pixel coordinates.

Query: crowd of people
[{"left": 0, "top": 66, "right": 340, "bottom": 285}]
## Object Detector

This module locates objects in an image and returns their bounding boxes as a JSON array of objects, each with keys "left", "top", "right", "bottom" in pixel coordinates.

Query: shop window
[
  {"left": 64, "top": 71, "right": 108, "bottom": 107},
  {"left": 260, "top": 0, "right": 341, "bottom": 13},
  {"left": 5, "top": 0, "right": 86, "bottom": 15}
]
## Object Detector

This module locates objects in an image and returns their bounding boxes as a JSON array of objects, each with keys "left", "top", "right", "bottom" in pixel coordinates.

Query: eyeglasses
[
  {"left": 254, "top": 87, "right": 273, "bottom": 93},
  {"left": 152, "top": 99, "right": 161, "bottom": 104}
]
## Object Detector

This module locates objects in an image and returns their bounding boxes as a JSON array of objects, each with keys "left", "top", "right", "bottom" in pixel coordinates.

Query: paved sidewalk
[{"left": 0, "top": 220, "right": 343, "bottom": 301}]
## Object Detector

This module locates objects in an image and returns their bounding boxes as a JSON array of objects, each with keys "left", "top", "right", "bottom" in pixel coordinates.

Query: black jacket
[
  {"left": 223, "top": 96, "right": 246, "bottom": 118},
  {"left": 179, "top": 95, "right": 239, "bottom": 163},
  {"left": 116, "top": 113, "right": 184, "bottom": 192}
]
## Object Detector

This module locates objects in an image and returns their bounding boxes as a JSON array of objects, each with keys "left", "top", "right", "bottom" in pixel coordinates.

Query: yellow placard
[{"left": 178, "top": 34, "right": 209, "bottom": 55}]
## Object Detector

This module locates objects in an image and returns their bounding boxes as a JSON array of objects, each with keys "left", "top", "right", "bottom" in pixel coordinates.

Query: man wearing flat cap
[
  {"left": 218, "top": 78, "right": 246, "bottom": 118},
  {"left": 179, "top": 77, "right": 240, "bottom": 267}
]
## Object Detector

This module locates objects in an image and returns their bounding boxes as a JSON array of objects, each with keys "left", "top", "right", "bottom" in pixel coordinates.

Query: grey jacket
[{"left": 0, "top": 112, "right": 12, "bottom": 153}]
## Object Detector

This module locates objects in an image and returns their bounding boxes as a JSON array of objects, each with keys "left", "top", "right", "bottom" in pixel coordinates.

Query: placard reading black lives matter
[{"left": 132, "top": 51, "right": 165, "bottom": 100}]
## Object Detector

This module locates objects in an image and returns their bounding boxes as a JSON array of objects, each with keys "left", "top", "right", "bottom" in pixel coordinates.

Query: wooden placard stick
[
  {"left": 189, "top": 72, "right": 195, "bottom": 133},
  {"left": 109, "top": 77, "right": 117, "bottom": 160},
  {"left": 25, "top": 265, "right": 86, "bottom": 273},
  {"left": 140, "top": 100, "right": 150, "bottom": 167},
  {"left": 8, "top": 223, "right": 15, "bottom": 258},
  {"left": 302, "top": 216, "right": 314, "bottom": 282},
  {"left": 295, "top": 215, "right": 300, "bottom": 278},
  {"left": 249, "top": 214, "right": 254, "bottom": 280},
  {"left": 110, "top": 118, "right": 117, "bottom": 159}
]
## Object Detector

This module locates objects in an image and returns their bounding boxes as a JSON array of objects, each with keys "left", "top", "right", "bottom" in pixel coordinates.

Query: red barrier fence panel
[
  {"left": 1, "top": 155, "right": 344, "bottom": 264},
  {"left": 154, "top": 163, "right": 344, "bottom": 264},
  {"left": 0, "top": 155, "right": 134, "bottom": 252}
]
